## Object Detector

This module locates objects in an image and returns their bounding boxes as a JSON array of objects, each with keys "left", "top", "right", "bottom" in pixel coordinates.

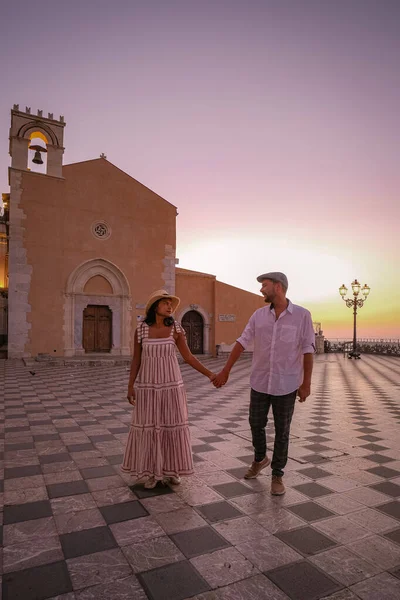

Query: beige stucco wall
[
  {"left": 0, "top": 223, "right": 7, "bottom": 289},
  {"left": 12, "top": 158, "right": 176, "bottom": 357},
  {"left": 176, "top": 268, "right": 264, "bottom": 355},
  {"left": 175, "top": 268, "right": 215, "bottom": 354},
  {"left": 215, "top": 281, "right": 265, "bottom": 347},
  {"left": 176, "top": 268, "right": 215, "bottom": 313},
  {"left": 84, "top": 275, "right": 113, "bottom": 295}
]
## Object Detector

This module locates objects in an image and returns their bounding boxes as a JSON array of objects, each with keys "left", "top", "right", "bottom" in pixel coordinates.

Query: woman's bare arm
[
  {"left": 127, "top": 330, "right": 142, "bottom": 402},
  {"left": 175, "top": 332, "right": 215, "bottom": 379}
]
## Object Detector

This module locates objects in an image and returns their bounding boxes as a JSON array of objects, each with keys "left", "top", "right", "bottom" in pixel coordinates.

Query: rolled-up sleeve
[
  {"left": 301, "top": 310, "right": 316, "bottom": 354},
  {"left": 237, "top": 313, "right": 256, "bottom": 350}
]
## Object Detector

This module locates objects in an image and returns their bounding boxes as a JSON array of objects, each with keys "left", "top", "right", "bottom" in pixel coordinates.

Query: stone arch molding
[
  {"left": 18, "top": 122, "right": 59, "bottom": 146},
  {"left": 66, "top": 258, "right": 130, "bottom": 296},
  {"left": 63, "top": 258, "right": 132, "bottom": 357},
  {"left": 176, "top": 304, "right": 211, "bottom": 354}
]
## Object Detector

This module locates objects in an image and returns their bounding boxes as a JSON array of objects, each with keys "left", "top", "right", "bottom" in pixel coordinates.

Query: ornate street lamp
[{"left": 339, "top": 279, "right": 371, "bottom": 359}]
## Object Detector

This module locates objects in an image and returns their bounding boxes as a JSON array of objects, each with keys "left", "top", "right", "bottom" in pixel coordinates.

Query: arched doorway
[
  {"left": 64, "top": 258, "right": 132, "bottom": 357},
  {"left": 182, "top": 310, "right": 204, "bottom": 354},
  {"left": 83, "top": 305, "right": 112, "bottom": 353}
]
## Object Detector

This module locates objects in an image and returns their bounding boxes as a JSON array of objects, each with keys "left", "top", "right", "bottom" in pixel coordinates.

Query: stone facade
[
  {"left": 0, "top": 195, "right": 8, "bottom": 356},
  {"left": 7, "top": 170, "right": 32, "bottom": 358},
  {"left": 6, "top": 106, "right": 177, "bottom": 359}
]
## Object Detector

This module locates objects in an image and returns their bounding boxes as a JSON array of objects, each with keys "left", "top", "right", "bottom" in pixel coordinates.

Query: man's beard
[{"left": 263, "top": 293, "right": 274, "bottom": 304}]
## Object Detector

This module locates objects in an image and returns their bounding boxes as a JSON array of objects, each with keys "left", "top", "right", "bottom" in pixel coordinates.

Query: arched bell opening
[{"left": 28, "top": 131, "right": 48, "bottom": 174}]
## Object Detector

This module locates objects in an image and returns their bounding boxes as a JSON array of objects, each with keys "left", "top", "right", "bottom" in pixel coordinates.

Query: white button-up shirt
[{"left": 237, "top": 300, "right": 315, "bottom": 396}]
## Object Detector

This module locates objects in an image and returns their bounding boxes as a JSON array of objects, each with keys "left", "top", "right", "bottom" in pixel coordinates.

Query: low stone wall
[{"left": 217, "top": 336, "right": 325, "bottom": 355}]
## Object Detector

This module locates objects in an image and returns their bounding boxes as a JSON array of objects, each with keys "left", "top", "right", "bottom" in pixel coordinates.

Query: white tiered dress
[{"left": 121, "top": 321, "right": 194, "bottom": 481}]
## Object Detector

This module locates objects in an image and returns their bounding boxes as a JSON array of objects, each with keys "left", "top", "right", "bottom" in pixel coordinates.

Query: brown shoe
[
  {"left": 271, "top": 475, "right": 286, "bottom": 495},
  {"left": 244, "top": 456, "right": 271, "bottom": 479}
]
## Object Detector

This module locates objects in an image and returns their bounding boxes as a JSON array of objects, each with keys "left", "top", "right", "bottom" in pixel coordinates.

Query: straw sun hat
[{"left": 144, "top": 289, "right": 180, "bottom": 316}]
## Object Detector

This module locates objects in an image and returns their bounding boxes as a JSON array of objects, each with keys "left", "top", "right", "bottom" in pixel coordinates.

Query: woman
[{"left": 122, "top": 289, "right": 216, "bottom": 489}]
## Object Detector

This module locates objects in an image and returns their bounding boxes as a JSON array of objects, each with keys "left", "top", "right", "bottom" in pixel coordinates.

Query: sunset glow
[{"left": 1, "top": 1, "right": 399, "bottom": 339}]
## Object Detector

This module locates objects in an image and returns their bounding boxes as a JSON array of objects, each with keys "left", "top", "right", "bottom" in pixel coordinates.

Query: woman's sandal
[
  {"left": 163, "top": 475, "right": 181, "bottom": 485},
  {"left": 144, "top": 476, "right": 157, "bottom": 489}
]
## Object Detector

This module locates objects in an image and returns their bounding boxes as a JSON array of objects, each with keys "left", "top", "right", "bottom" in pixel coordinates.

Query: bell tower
[
  {"left": 9, "top": 104, "right": 66, "bottom": 178},
  {"left": 7, "top": 104, "right": 66, "bottom": 358}
]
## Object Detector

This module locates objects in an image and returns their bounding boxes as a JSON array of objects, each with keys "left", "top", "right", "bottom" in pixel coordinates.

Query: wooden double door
[
  {"left": 83, "top": 305, "right": 112, "bottom": 353},
  {"left": 182, "top": 310, "right": 203, "bottom": 354}
]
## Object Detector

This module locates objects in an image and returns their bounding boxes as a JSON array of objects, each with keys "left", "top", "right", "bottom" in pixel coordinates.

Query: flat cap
[{"left": 256, "top": 272, "right": 288, "bottom": 290}]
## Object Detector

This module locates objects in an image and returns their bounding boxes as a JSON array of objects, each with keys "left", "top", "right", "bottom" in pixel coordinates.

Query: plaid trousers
[{"left": 249, "top": 388, "right": 297, "bottom": 477}]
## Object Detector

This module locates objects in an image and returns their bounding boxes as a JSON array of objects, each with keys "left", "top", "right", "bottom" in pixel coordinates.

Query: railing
[{"left": 325, "top": 338, "right": 400, "bottom": 357}]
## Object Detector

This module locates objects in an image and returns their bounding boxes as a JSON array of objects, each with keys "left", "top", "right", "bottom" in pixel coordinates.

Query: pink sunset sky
[{"left": 1, "top": 0, "right": 399, "bottom": 339}]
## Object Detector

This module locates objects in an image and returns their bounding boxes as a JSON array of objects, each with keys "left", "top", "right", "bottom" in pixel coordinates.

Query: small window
[{"left": 91, "top": 221, "right": 111, "bottom": 240}]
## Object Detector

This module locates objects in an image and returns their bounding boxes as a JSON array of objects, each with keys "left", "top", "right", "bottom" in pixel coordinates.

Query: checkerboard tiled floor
[{"left": 1, "top": 353, "right": 400, "bottom": 599}]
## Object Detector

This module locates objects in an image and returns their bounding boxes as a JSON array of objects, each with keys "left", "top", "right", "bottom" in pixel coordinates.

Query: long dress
[{"left": 121, "top": 320, "right": 194, "bottom": 481}]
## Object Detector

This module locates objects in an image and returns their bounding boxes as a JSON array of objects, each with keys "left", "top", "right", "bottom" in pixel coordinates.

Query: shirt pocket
[{"left": 280, "top": 325, "right": 297, "bottom": 343}]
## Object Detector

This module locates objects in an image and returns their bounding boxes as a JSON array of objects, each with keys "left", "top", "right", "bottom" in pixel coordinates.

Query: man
[{"left": 213, "top": 272, "right": 315, "bottom": 495}]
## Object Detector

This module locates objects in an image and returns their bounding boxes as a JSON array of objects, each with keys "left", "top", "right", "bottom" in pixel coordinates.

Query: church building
[{"left": 0, "top": 105, "right": 265, "bottom": 360}]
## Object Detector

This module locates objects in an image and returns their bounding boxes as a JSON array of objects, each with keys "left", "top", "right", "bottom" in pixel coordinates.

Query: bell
[
  {"left": 32, "top": 149, "right": 43, "bottom": 164},
  {"left": 29, "top": 144, "right": 47, "bottom": 165}
]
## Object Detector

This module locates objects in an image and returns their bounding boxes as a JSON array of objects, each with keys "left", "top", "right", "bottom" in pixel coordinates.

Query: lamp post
[{"left": 339, "top": 280, "right": 370, "bottom": 359}]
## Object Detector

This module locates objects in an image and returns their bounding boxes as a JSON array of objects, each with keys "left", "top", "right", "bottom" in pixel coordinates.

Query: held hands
[
  {"left": 208, "top": 373, "right": 217, "bottom": 384},
  {"left": 212, "top": 369, "right": 229, "bottom": 388},
  {"left": 297, "top": 383, "right": 311, "bottom": 403},
  {"left": 207, "top": 372, "right": 228, "bottom": 388}
]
